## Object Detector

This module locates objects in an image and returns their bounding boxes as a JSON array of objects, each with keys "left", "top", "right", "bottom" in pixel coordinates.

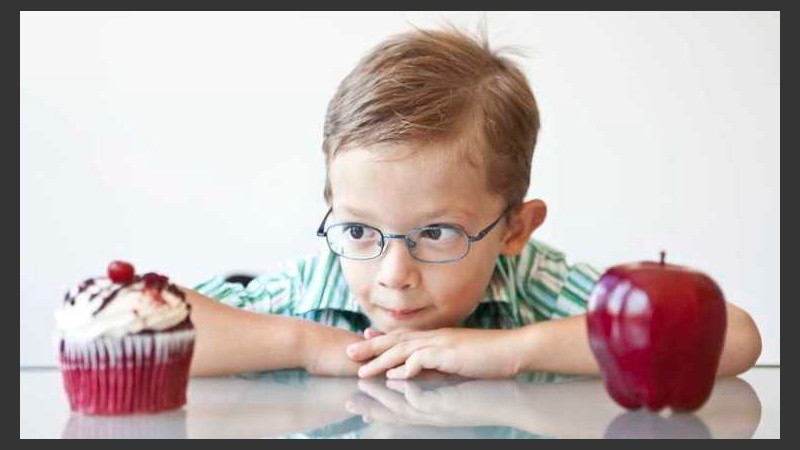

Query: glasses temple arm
[
  {"left": 470, "top": 206, "right": 514, "bottom": 242},
  {"left": 317, "top": 207, "right": 333, "bottom": 236}
]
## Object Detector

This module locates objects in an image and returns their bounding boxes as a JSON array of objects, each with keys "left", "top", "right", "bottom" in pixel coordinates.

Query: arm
[
  {"left": 515, "top": 301, "right": 762, "bottom": 377},
  {"left": 183, "top": 288, "right": 364, "bottom": 377},
  {"left": 348, "top": 301, "right": 761, "bottom": 379}
]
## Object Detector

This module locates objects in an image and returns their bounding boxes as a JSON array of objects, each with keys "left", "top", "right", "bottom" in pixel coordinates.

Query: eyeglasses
[{"left": 316, "top": 207, "right": 511, "bottom": 263}]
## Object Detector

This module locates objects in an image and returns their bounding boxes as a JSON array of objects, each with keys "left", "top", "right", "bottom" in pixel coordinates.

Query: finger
[
  {"left": 398, "top": 347, "right": 451, "bottom": 379},
  {"left": 386, "top": 364, "right": 408, "bottom": 380},
  {"left": 357, "top": 379, "right": 431, "bottom": 424},
  {"left": 357, "top": 341, "right": 421, "bottom": 378},
  {"left": 345, "top": 391, "right": 410, "bottom": 425},
  {"left": 398, "top": 380, "right": 447, "bottom": 414},
  {"left": 387, "top": 377, "right": 475, "bottom": 422},
  {"left": 346, "top": 331, "right": 404, "bottom": 362},
  {"left": 345, "top": 392, "right": 375, "bottom": 415},
  {"left": 385, "top": 378, "right": 441, "bottom": 403},
  {"left": 385, "top": 379, "right": 409, "bottom": 394},
  {"left": 357, "top": 379, "right": 410, "bottom": 414},
  {"left": 357, "top": 380, "right": 433, "bottom": 425},
  {"left": 385, "top": 379, "right": 435, "bottom": 408},
  {"left": 364, "top": 328, "right": 385, "bottom": 339}
]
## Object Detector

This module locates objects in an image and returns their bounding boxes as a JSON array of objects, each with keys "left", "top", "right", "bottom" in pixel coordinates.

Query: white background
[{"left": 20, "top": 11, "right": 779, "bottom": 366}]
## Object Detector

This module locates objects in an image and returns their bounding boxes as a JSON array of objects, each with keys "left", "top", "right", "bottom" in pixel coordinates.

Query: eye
[
  {"left": 346, "top": 225, "right": 365, "bottom": 239},
  {"left": 419, "top": 226, "right": 460, "bottom": 242},
  {"left": 420, "top": 227, "right": 442, "bottom": 240},
  {"left": 343, "top": 224, "right": 379, "bottom": 242}
]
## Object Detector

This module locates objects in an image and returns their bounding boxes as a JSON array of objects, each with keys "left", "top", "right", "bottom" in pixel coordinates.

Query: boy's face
[{"left": 328, "top": 142, "right": 510, "bottom": 332}]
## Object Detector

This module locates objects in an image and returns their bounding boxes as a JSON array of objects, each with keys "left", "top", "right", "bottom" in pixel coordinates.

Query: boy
[{"left": 185, "top": 26, "right": 762, "bottom": 379}]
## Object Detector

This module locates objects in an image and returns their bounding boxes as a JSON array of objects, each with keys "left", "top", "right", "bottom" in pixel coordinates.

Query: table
[{"left": 20, "top": 367, "right": 779, "bottom": 438}]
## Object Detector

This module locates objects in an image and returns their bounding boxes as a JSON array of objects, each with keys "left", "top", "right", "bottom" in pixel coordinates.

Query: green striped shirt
[{"left": 194, "top": 238, "right": 602, "bottom": 332}]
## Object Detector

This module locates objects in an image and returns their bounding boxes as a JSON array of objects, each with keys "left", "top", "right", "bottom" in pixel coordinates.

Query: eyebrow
[
  {"left": 339, "top": 205, "right": 476, "bottom": 225},
  {"left": 339, "top": 206, "right": 377, "bottom": 221},
  {"left": 418, "top": 207, "right": 476, "bottom": 223}
]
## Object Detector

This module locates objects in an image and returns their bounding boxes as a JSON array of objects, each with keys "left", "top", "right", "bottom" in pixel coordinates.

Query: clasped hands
[{"left": 345, "top": 327, "right": 522, "bottom": 380}]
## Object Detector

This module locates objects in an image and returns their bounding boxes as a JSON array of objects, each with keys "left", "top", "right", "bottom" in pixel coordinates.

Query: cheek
[
  {"left": 339, "top": 245, "right": 501, "bottom": 324},
  {"left": 340, "top": 260, "right": 375, "bottom": 301},
  {"left": 426, "top": 252, "right": 499, "bottom": 312}
]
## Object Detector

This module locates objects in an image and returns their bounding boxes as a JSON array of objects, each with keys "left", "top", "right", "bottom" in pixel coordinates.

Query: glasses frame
[{"left": 316, "top": 206, "right": 512, "bottom": 263}]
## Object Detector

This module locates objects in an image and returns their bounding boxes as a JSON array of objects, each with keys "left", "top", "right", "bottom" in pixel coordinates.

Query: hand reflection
[
  {"left": 341, "top": 379, "right": 541, "bottom": 438},
  {"left": 345, "top": 375, "right": 762, "bottom": 439},
  {"left": 58, "top": 371, "right": 760, "bottom": 439},
  {"left": 346, "top": 378, "right": 520, "bottom": 428}
]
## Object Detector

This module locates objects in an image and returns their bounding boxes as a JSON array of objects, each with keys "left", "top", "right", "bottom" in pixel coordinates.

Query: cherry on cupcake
[
  {"left": 142, "top": 272, "right": 169, "bottom": 289},
  {"left": 142, "top": 272, "right": 169, "bottom": 304},
  {"left": 107, "top": 260, "right": 136, "bottom": 284}
]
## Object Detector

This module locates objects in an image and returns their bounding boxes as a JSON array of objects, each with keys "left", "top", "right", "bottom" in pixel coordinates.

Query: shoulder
[
  {"left": 505, "top": 238, "right": 603, "bottom": 319},
  {"left": 498, "top": 238, "right": 568, "bottom": 285},
  {"left": 510, "top": 238, "right": 601, "bottom": 282},
  {"left": 192, "top": 249, "right": 330, "bottom": 313}
]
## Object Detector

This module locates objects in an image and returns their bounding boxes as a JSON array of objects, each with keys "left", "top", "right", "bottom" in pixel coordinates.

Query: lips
[{"left": 381, "top": 306, "right": 427, "bottom": 321}]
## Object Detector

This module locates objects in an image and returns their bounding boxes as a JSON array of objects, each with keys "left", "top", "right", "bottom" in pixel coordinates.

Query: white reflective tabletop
[{"left": 20, "top": 367, "right": 779, "bottom": 439}]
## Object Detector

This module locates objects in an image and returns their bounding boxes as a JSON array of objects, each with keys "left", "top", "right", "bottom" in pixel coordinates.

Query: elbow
[
  {"left": 721, "top": 306, "right": 762, "bottom": 376},
  {"left": 740, "top": 310, "right": 763, "bottom": 371}
]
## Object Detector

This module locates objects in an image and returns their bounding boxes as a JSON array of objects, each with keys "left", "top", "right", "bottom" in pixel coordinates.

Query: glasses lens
[
  {"left": 326, "top": 223, "right": 384, "bottom": 260},
  {"left": 407, "top": 225, "right": 470, "bottom": 263}
]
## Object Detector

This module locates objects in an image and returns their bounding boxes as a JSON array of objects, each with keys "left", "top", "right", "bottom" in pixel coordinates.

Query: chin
[{"left": 372, "top": 316, "right": 452, "bottom": 333}]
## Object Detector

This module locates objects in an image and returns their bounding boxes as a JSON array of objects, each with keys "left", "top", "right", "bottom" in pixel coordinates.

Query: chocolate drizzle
[
  {"left": 64, "top": 278, "right": 97, "bottom": 305},
  {"left": 78, "top": 278, "right": 95, "bottom": 290},
  {"left": 93, "top": 285, "right": 128, "bottom": 315},
  {"left": 165, "top": 284, "right": 186, "bottom": 300},
  {"left": 63, "top": 274, "right": 188, "bottom": 317}
]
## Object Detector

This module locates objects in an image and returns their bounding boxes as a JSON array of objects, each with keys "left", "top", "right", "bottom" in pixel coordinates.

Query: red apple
[{"left": 586, "top": 251, "right": 727, "bottom": 412}]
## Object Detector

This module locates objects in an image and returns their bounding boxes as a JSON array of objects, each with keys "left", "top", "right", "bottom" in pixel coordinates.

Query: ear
[{"left": 500, "top": 199, "right": 547, "bottom": 256}]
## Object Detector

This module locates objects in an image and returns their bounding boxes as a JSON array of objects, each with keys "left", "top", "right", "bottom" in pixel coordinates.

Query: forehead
[{"left": 329, "top": 142, "right": 501, "bottom": 225}]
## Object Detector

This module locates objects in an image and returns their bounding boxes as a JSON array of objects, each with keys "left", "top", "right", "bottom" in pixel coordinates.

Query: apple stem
[{"left": 660, "top": 251, "right": 666, "bottom": 265}]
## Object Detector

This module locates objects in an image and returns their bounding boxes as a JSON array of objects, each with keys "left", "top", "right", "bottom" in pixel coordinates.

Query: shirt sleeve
[
  {"left": 516, "top": 240, "right": 604, "bottom": 321},
  {"left": 193, "top": 258, "right": 307, "bottom": 316}
]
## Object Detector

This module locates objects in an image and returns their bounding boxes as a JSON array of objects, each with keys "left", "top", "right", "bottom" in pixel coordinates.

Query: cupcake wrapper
[{"left": 59, "top": 330, "right": 195, "bottom": 415}]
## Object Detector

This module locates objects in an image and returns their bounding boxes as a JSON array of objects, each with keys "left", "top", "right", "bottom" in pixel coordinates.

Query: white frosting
[{"left": 55, "top": 278, "right": 190, "bottom": 342}]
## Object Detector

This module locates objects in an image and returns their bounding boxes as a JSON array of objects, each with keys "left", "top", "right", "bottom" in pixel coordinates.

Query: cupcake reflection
[{"left": 61, "top": 409, "right": 187, "bottom": 439}]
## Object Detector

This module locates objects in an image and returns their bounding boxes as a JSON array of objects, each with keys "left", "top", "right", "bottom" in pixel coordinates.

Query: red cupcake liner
[{"left": 58, "top": 330, "right": 195, "bottom": 415}]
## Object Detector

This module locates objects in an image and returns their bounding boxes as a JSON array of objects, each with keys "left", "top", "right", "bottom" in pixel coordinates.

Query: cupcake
[{"left": 55, "top": 260, "right": 195, "bottom": 415}]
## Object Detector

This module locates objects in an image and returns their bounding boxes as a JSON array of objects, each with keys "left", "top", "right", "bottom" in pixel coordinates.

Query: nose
[{"left": 375, "top": 238, "right": 420, "bottom": 290}]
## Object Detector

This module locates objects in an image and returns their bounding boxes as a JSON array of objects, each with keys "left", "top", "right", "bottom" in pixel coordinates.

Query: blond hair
[{"left": 322, "top": 25, "right": 540, "bottom": 208}]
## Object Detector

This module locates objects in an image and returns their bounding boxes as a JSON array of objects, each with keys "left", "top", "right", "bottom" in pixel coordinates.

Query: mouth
[{"left": 381, "top": 306, "right": 428, "bottom": 321}]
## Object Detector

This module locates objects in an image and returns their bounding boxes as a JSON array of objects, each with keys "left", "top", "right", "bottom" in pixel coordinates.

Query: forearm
[
  {"left": 514, "top": 314, "right": 600, "bottom": 376},
  {"left": 514, "top": 301, "right": 762, "bottom": 377},
  {"left": 182, "top": 287, "right": 309, "bottom": 376}
]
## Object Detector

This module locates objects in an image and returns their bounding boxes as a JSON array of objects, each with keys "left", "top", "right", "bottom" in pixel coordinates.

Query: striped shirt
[{"left": 194, "top": 238, "right": 602, "bottom": 332}]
